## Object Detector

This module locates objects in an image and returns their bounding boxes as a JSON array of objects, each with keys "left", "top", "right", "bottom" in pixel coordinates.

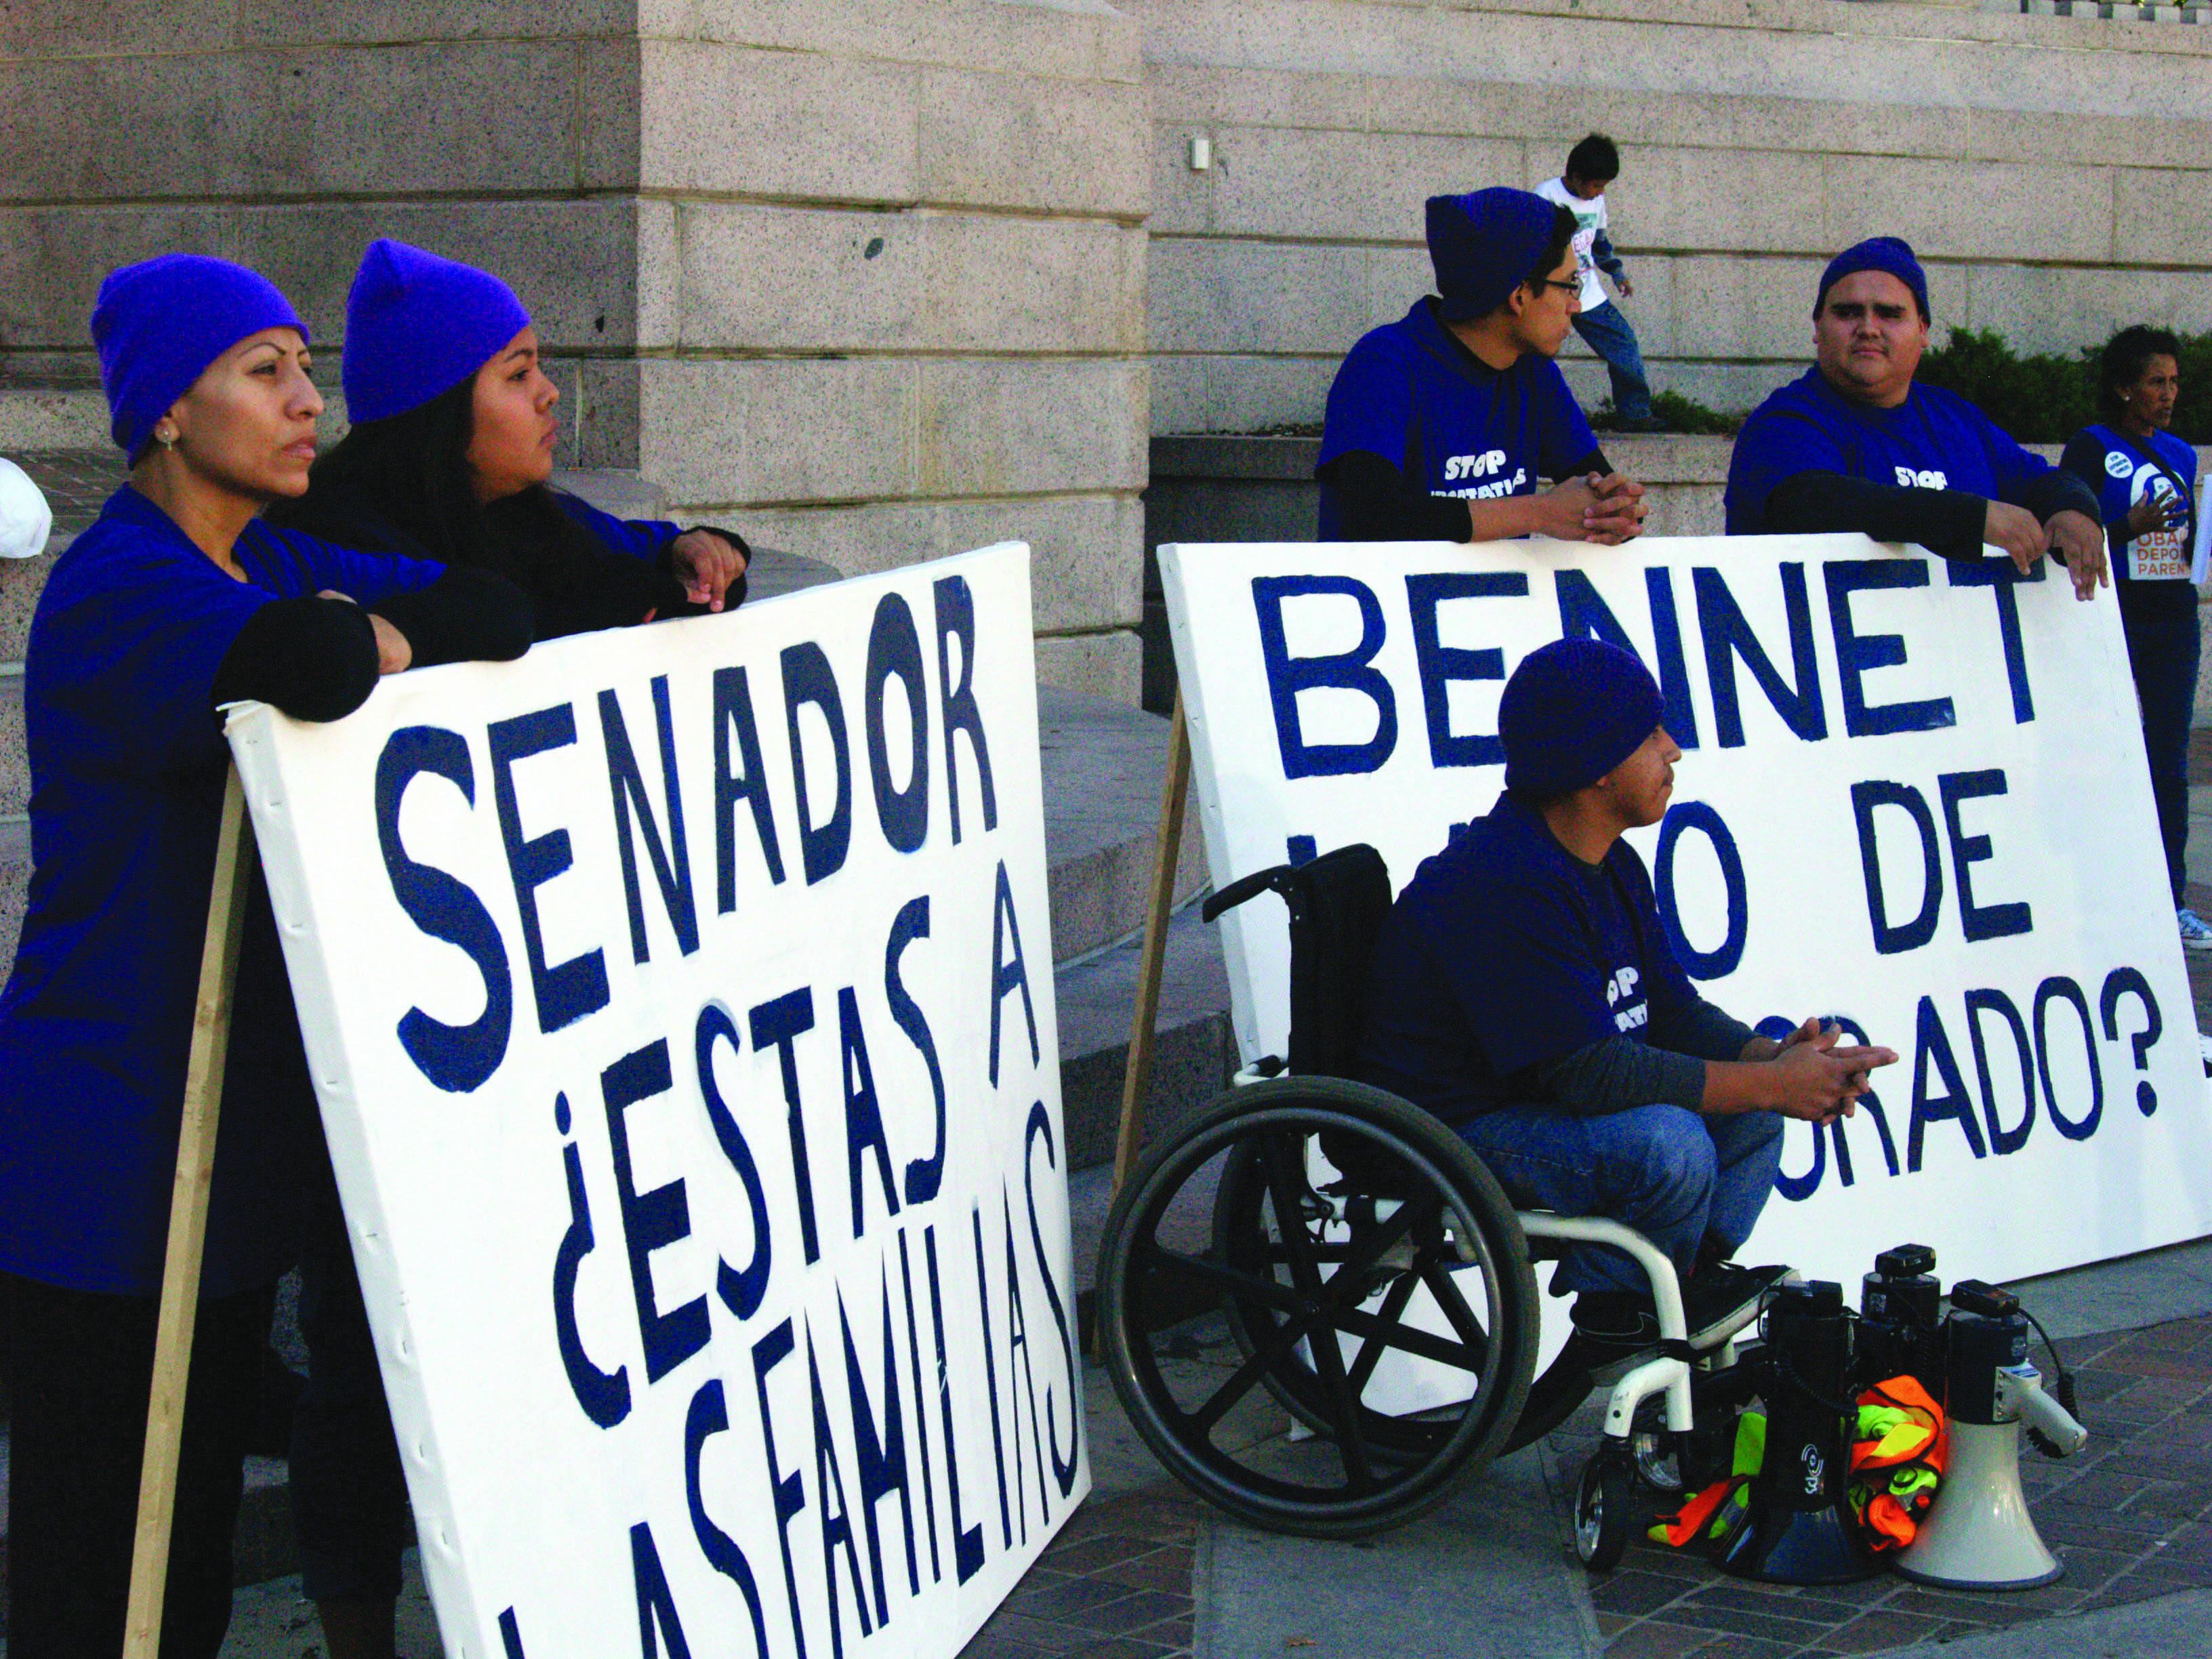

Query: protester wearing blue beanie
[
  {"left": 91, "top": 253, "right": 307, "bottom": 458},
  {"left": 1317, "top": 189, "right": 1648, "bottom": 548},
  {"left": 341, "top": 238, "right": 531, "bottom": 424},
  {"left": 272, "top": 241, "right": 747, "bottom": 636},
  {"left": 4, "top": 253, "right": 534, "bottom": 1659},
  {"left": 1361, "top": 626, "right": 1898, "bottom": 1420},
  {"left": 1499, "top": 637, "right": 1664, "bottom": 800},
  {"left": 1725, "top": 232, "right": 2107, "bottom": 605},
  {"left": 1428, "top": 188, "right": 1562, "bottom": 324},
  {"left": 1814, "top": 235, "right": 1929, "bottom": 324}
]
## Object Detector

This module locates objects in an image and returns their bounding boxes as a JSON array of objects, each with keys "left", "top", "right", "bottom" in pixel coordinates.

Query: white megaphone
[{"left": 1897, "top": 1282, "right": 2087, "bottom": 1592}]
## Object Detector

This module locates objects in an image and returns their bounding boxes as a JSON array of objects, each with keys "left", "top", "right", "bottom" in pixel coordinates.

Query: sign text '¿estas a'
[{"left": 363, "top": 570, "right": 1080, "bottom": 1658}]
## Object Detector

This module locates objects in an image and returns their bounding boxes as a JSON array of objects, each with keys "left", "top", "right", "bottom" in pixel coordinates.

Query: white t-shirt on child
[{"left": 1536, "top": 176, "right": 1610, "bottom": 312}]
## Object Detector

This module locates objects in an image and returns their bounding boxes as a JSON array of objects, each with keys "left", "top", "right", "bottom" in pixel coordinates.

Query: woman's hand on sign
[
  {"left": 669, "top": 529, "right": 747, "bottom": 612},
  {"left": 2045, "top": 509, "right": 2108, "bottom": 601}
]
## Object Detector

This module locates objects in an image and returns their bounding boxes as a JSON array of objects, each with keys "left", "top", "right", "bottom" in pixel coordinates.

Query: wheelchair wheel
[
  {"left": 1097, "top": 1077, "right": 1539, "bottom": 1538},
  {"left": 1575, "top": 1449, "right": 1636, "bottom": 1572}
]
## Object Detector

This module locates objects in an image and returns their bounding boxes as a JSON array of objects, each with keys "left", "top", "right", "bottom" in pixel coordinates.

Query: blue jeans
[
  {"left": 1571, "top": 300, "right": 1652, "bottom": 422},
  {"left": 2117, "top": 580, "right": 2200, "bottom": 907},
  {"left": 1454, "top": 1104, "right": 1783, "bottom": 1298}
]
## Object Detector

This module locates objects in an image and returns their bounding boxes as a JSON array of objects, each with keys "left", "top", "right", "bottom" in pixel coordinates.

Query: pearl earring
[{"left": 158, "top": 429, "right": 178, "bottom": 450}]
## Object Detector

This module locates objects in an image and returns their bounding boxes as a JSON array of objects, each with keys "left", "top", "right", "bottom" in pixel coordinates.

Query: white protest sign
[
  {"left": 1162, "top": 535, "right": 2209, "bottom": 1291},
  {"left": 227, "top": 544, "right": 1087, "bottom": 1658}
]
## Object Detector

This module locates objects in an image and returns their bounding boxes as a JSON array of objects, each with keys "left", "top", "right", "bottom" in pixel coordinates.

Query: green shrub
[
  {"left": 1917, "top": 326, "right": 2212, "bottom": 446},
  {"left": 1592, "top": 390, "right": 1743, "bottom": 435}
]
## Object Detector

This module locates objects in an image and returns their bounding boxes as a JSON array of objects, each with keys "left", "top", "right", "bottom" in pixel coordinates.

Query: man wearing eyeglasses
[
  {"left": 1724, "top": 236, "right": 2106, "bottom": 598},
  {"left": 1317, "top": 188, "right": 1648, "bottom": 546}
]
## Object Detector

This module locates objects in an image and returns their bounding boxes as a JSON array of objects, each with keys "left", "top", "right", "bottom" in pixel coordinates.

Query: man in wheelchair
[{"left": 1358, "top": 637, "right": 1898, "bottom": 1385}]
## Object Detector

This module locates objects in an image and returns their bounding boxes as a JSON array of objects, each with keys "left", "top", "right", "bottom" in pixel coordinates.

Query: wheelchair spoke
[
  {"left": 1134, "top": 1240, "right": 1305, "bottom": 1316},
  {"left": 1344, "top": 1266, "right": 1424, "bottom": 1397},
  {"left": 1182, "top": 1311, "right": 1321, "bottom": 1437},
  {"left": 1258, "top": 1131, "right": 1331, "bottom": 1300},
  {"left": 1418, "top": 1259, "right": 1492, "bottom": 1372},
  {"left": 1303, "top": 1286, "right": 1380, "bottom": 1492},
  {"left": 1326, "top": 1302, "right": 1481, "bottom": 1373}
]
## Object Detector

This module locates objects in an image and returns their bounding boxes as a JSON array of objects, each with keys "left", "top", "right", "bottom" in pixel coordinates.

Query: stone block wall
[
  {"left": 621, "top": 3, "right": 1153, "bottom": 700},
  {"left": 0, "top": 0, "right": 1153, "bottom": 701},
  {"left": 1131, "top": 0, "right": 2212, "bottom": 434}
]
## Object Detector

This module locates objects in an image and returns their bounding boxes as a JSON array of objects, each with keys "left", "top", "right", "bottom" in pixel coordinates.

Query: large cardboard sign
[
  {"left": 227, "top": 545, "right": 1087, "bottom": 1657},
  {"left": 1162, "top": 535, "right": 2208, "bottom": 1289}
]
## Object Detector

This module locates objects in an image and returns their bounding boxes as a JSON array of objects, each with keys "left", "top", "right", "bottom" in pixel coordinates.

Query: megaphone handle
[{"left": 2000, "top": 1368, "right": 2087, "bottom": 1456}]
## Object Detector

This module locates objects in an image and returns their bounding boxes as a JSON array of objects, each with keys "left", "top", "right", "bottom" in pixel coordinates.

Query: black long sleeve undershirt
[
  {"left": 1763, "top": 469, "right": 2102, "bottom": 565},
  {"left": 1531, "top": 997, "right": 1756, "bottom": 1116},
  {"left": 209, "top": 567, "right": 535, "bottom": 724},
  {"left": 1318, "top": 447, "right": 1612, "bottom": 543}
]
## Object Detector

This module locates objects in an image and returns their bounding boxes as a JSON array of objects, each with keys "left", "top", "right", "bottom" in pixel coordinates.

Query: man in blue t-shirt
[
  {"left": 1317, "top": 187, "right": 1648, "bottom": 545},
  {"left": 1725, "top": 237, "right": 2106, "bottom": 600},
  {"left": 1359, "top": 639, "right": 1897, "bottom": 1372}
]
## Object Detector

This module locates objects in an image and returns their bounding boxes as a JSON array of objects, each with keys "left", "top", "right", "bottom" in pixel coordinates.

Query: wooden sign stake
[
  {"left": 1112, "top": 689, "right": 1191, "bottom": 1197},
  {"left": 123, "top": 767, "right": 255, "bottom": 1658}
]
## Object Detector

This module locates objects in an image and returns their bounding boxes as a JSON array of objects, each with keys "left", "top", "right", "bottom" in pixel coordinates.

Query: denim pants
[
  {"left": 1454, "top": 1104, "right": 1784, "bottom": 1297},
  {"left": 2117, "top": 579, "right": 2200, "bottom": 907},
  {"left": 1570, "top": 300, "right": 1652, "bottom": 422}
]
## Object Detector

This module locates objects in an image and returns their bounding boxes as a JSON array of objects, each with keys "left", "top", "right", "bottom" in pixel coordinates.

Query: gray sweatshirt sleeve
[
  {"left": 1651, "top": 996, "right": 1758, "bottom": 1064},
  {"left": 1535, "top": 1037, "right": 1708, "bottom": 1115}
]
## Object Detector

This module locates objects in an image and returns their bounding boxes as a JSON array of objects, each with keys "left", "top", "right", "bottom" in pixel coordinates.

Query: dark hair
[
  {"left": 1565, "top": 134, "right": 1620, "bottom": 184},
  {"left": 270, "top": 377, "right": 654, "bottom": 630},
  {"left": 2098, "top": 325, "right": 2182, "bottom": 417},
  {"left": 1534, "top": 203, "right": 1580, "bottom": 287}
]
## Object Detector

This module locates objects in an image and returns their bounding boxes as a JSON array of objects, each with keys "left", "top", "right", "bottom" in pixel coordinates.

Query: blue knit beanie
[
  {"left": 1815, "top": 236, "right": 1930, "bottom": 323},
  {"left": 1427, "top": 189, "right": 1561, "bottom": 324},
  {"left": 91, "top": 255, "right": 308, "bottom": 458},
  {"left": 1499, "top": 638, "right": 1664, "bottom": 799},
  {"left": 342, "top": 239, "right": 533, "bottom": 424}
]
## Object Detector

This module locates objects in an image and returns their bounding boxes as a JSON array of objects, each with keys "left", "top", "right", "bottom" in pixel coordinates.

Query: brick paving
[{"left": 956, "top": 1487, "right": 1198, "bottom": 1659}]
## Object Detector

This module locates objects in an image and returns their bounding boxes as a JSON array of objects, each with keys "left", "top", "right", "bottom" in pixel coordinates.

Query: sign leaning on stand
[
  {"left": 228, "top": 544, "right": 1087, "bottom": 1657},
  {"left": 1162, "top": 533, "right": 2209, "bottom": 1292}
]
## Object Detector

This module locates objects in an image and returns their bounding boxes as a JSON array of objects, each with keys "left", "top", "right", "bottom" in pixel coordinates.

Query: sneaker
[
  {"left": 1683, "top": 1263, "right": 1792, "bottom": 1349},
  {"left": 1617, "top": 413, "right": 1667, "bottom": 434},
  {"left": 1570, "top": 1290, "right": 1661, "bottom": 1352},
  {"left": 2179, "top": 908, "right": 2212, "bottom": 951},
  {"left": 1571, "top": 1264, "right": 1788, "bottom": 1362}
]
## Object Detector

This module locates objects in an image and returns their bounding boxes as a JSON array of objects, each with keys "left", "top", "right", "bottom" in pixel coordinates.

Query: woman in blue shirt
[
  {"left": 2060, "top": 328, "right": 2204, "bottom": 948},
  {"left": 0, "top": 255, "right": 531, "bottom": 1659},
  {"left": 271, "top": 239, "right": 747, "bottom": 637}
]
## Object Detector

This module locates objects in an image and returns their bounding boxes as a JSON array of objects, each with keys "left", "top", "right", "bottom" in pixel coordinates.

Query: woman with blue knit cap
[
  {"left": 0, "top": 254, "right": 533, "bottom": 1658},
  {"left": 1317, "top": 186, "right": 1648, "bottom": 544},
  {"left": 272, "top": 238, "right": 747, "bottom": 636}
]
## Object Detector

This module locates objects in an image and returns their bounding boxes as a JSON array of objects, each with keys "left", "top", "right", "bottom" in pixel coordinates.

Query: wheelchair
[{"left": 1094, "top": 843, "right": 1771, "bottom": 1568}]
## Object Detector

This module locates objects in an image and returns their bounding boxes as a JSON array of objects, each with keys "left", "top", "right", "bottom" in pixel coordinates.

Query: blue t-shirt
[
  {"left": 1356, "top": 794, "right": 1696, "bottom": 1126},
  {"left": 2059, "top": 424, "right": 2200, "bottom": 585},
  {"left": 1725, "top": 368, "right": 2055, "bottom": 535},
  {"left": 1317, "top": 298, "right": 1600, "bottom": 540},
  {"left": 0, "top": 487, "right": 443, "bottom": 1296}
]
